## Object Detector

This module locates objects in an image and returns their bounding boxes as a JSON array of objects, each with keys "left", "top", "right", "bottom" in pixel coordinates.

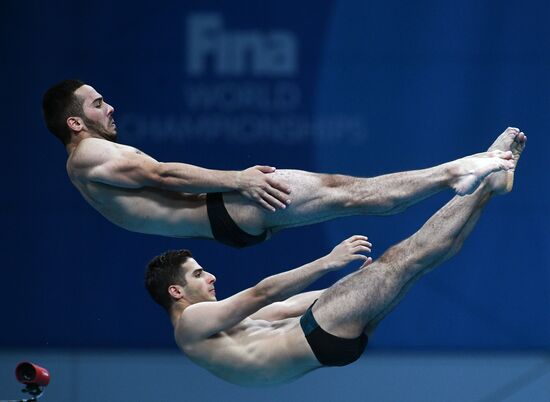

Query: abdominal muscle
[
  {"left": 73, "top": 179, "right": 213, "bottom": 238},
  {"left": 180, "top": 318, "right": 320, "bottom": 386}
]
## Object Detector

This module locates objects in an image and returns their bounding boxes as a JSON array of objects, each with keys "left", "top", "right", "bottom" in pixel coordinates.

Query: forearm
[
  {"left": 249, "top": 290, "right": 325, "bottom": 321},
  {"left": 178, "top": 236, "right": 370, "bottom": 339},
  {"left": 284, "top": 290, "right": 325, "bottom": 316},
  {"left": 255, "top": 257, "right": 332, "bottom": 304},
  {"left": 157, "top": 162, "right": 239, "bottom": 193}
]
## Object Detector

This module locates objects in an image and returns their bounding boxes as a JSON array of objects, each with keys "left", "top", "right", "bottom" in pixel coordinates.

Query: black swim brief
[
  {"left": 206, "top": 192, "right": 268, "bottom": 248},
  {"left": 300, "top": 301, "right": 368, "bottom": 366}
]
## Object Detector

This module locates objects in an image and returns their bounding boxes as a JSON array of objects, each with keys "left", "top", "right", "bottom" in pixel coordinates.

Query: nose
[
  {"left": 106, "top": 102, "right": 115, "bottom": 115},
  {"left": 208, "top": 273, "right": 216, "bottom": 284}
]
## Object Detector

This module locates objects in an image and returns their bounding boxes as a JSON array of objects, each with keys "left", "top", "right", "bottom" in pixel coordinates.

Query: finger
[
  {"left": 357, "top": 241, "right": 373, "bottom": 249},
  {"left": 351, "top": 238, "right": 372, "bottom": 245},
  {"left": 349, "top": 235, "right": 369, "bottom": 242},
  {"left": 266, "top": 177, "right": 292, "bottom": 195},
  {"left": 255, "top": 165, "right": 277, "bottom": 173},
  {"left": 360, "top": 257, "right": 373, "bottom": 269},
  {"left": 265, "top": 186, "right": 291, "bottom": 206},
  {"left": 350, "top": 254, "right": 369, "bottom": 266},
  {"left": 254, "top": 195, "right": 276, "bottom": 212},
  {"left": 261, "top": 191, "right": 287, "bottom": 210},
  {"left": 351, "top": 239, "right": 372, "bottom": 248},
  {"left": 353, "top": 245, "right": 372, "bottom": 253}
]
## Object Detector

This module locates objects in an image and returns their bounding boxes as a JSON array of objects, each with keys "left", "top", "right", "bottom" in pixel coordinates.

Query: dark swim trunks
[
  {"left": 206, "top": 192, "right": 268, "bottom": 248},
  {"left": 300, "top": 301, "right": 368, "bottom": 366}
]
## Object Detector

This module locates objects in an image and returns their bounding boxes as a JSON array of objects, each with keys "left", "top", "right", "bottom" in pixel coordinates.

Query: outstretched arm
[
  {"left": 71, "top": 138, "right": 291, "bottom": 210},
  {"left": 176, "top": 236, "right": 373, "bottom": 342},
  {"left": 249, "top": 290, "right": 325, "bottom": 321}
]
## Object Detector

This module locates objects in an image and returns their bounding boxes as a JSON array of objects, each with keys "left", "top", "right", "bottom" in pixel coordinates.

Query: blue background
[{"left": 1, "top": 0, "right": 548, "bottom": 353}]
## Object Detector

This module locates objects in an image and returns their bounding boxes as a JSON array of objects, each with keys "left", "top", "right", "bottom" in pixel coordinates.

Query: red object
[{"left": 15, "top": 362, "right": 50, "bottom": 386}]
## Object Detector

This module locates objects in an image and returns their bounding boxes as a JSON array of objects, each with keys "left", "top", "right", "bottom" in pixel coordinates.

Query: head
[
  {"left": 145, "top": 250, "right": 217, "bottom": 314},
  {"left": 42, "top": 80, "right": 117, "bottom": 145}
]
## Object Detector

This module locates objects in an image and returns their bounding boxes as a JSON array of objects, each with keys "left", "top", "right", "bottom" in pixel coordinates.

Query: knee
[
  {"left": 319, "top": 173, "right": 347, "bottom": 188},
  {"left": 313, "top": 174, "right": 352, "bottom": 207},
  {"left": 378, "top": 242, "right": 427, "bottom": 280},
  {"left": 378, "top": 244, "right": 407, "bottom": 270},
  {"left": 402, "top": 234, "right": 456, "bottom": 270}
]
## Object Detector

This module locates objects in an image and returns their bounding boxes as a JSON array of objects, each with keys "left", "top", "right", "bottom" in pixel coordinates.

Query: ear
[
  {"left": 67, "top": 116, "right": 84, "bottom": 133},
  {"left": 168, "top": 285, "right": 185, "bottom": 301}
]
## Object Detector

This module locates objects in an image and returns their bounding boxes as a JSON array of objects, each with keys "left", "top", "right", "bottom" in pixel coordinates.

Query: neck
[
  {"left": 170, "top": 302, "right": 190, "bottom": 327},
  {"left": 66, "top": 142, "right": 78, "bottom": 155},
  {"left": 65, "top": 131, "right": 105, "bottom": 155}
]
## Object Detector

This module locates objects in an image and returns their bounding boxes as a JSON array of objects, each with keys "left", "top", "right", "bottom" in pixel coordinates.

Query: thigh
[
  {"left": 312, "top": 260, "right": 406, "bottom": 339},
  {"left": 223, "top": 169, "right": 343, "bottom": 232},
  {"left": 223, "top": 168, "right": 362, "bottom": 237}
]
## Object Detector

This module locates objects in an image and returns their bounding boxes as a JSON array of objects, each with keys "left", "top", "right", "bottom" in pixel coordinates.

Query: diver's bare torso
[
  {"left": 63, "top": 139, "right": 326, "bottom": 240},
  {"left": 66, "top": 141, "right": 213, "bottom": 238},
  {"left": 177, "top": 317, "right": 319, "bottom": 386}
]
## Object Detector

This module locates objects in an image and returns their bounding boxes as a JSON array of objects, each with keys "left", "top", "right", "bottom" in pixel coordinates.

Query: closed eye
[{"left": 92, "top": 97, "right": 104, "bottom": 108}]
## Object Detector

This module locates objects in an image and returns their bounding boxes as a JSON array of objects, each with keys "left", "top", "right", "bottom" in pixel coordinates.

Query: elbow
[
  {"left": 151, "top": 163, "right": 174, "bottom": 188},
  {"left": 253, "top": 281, "right": 277, "bottom": 305}
]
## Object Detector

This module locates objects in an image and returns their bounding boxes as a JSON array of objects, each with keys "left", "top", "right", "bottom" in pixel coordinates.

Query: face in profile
[
  {"left": 74, "top": 85, "right": 118, "bottom": 142},
  {"left": 180, "top": 258, "right": 217, "bottom": 304}
]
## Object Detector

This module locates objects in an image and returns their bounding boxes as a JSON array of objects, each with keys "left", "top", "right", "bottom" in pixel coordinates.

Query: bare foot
[
  {"left": 488, "top": 127, "right": 520, "bottom": 152},
  {"left": 487, "top": 127, "right": 527, "bottom": 194},
  {"left": 450, "top": 151, "right": 514, "bottom": 195}
]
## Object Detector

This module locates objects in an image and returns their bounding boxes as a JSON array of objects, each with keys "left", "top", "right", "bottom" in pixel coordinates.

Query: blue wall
[
  {"left": 1, "top": 351, "right": 549, "bottom": 402},
  {"left": 1, "top": 0, "right": 548, "bottom": 351}
]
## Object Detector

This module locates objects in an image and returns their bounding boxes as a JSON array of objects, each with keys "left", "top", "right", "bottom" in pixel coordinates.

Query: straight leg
[
  {"left": 224, "top": 146, "right": 513, "bottom": 235},
  {"left": 310, "top": 128, "right": 526, "bottom": 338},
  {"left": 312, "top": 184, "right": 492, "bottom": 339}
]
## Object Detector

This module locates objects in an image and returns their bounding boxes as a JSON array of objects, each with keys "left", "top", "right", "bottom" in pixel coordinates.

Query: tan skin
[
  {"left": 66, "top": 85, "right": 292, "bottom": 237},
  {"left": 159, "top": 131, "right": 526, "bottom": 386},
  {"left": 169, "top": 236, "right": 374, "bottom": 386},
  {"left": 64, "top": 84, "right": 517, "bottom": 241}
]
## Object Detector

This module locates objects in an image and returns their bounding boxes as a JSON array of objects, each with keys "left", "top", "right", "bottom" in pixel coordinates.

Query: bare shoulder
[
  {"left": 178, "top": 302, "right": 219, "bottom": 328},
  {"left": 174, "top": 303, "right": 214, "bottom": 345},
  {"left": 70, "top": 138, "right": 113, "bottom": 167},
  {"left": 70, "top": 139, "right": 144, "bottom": 169},
  {"left": 174, "top": 288, "right": 265, "bottom": 344}
]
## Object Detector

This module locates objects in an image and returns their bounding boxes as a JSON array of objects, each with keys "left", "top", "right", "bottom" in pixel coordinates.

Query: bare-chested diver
[
  {"left": 43, "top": 79, "right": 516, "bottom": 247},
  {"left": 144, "top": 130, "right": 526, "bottom": 385}
]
